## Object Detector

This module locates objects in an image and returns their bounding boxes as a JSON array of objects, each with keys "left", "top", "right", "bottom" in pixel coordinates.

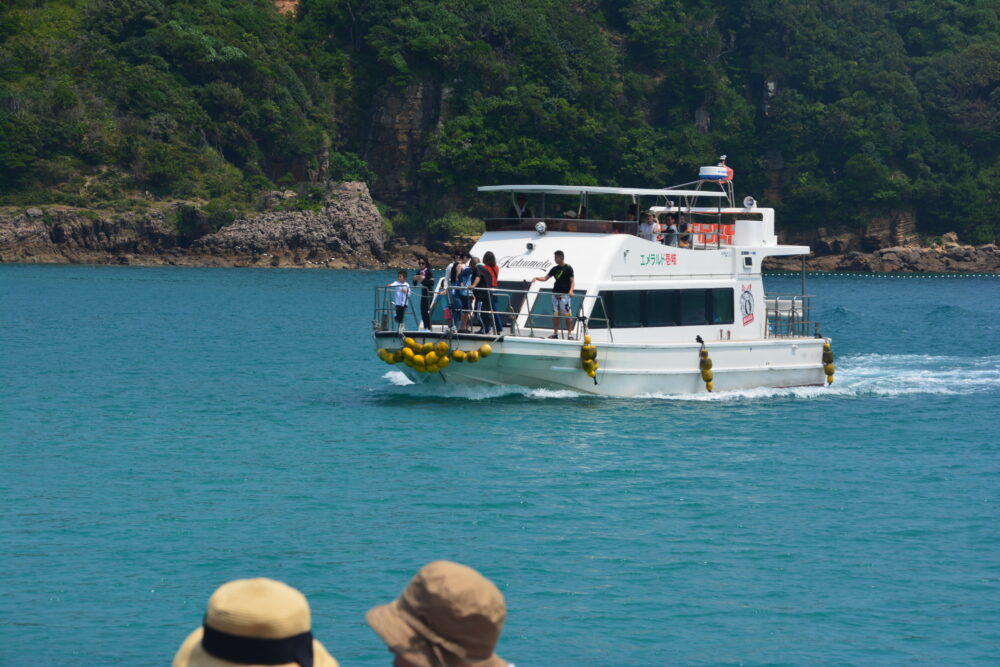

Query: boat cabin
[{"left": 376, "top": 178, "right": 819, "bottom": 345}]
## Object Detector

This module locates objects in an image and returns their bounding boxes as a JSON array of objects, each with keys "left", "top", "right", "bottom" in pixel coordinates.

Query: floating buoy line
[
  {"left": 376, "top": 337, "right": 493, "bottom": 374},
  {"left": 764, "top": 271, "right": 999, "bottom": 278}
]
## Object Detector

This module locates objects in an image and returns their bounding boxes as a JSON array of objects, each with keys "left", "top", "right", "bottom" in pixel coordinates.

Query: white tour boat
[{"left": 373, "top": 159, "right": 835, "bottom": 396}]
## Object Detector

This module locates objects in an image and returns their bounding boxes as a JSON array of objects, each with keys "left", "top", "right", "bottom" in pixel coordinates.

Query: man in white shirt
[
  {"left": 638, "top": 212, "right": 658, "bottom": 241},
  {"left": 388, "top": 270, "right": 411, "bottom": 332}
]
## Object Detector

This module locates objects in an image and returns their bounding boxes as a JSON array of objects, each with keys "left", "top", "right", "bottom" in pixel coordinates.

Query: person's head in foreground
[
  {"left": 173, "top": 577, "right": 338, "bottom": 667},
  {"left": 367, "top": 561, "right": 508, "bottom": 667}
]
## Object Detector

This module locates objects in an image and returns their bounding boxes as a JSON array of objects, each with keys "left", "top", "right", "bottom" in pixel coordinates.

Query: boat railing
[
  {"left": 765, "top": 294, "right": 818, "bottom": 338},
  {"left": 373, "top": 285, "right": 611, "bottom": 341},
  {"left": 483, "top": 217, "right": 729, "bottom": 249},
  {"left": 484, "top": 217, "right": 633, "bottom": 234}
]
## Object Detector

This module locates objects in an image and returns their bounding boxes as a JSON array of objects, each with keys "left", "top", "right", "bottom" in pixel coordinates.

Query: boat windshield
[{"left": 478, "top": 182, "right": 740, "bottom": 246}]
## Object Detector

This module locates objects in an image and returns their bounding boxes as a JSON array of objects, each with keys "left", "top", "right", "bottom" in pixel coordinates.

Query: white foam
[
  {"left": 656, "top": 353, "right": 1000, "bottom": 402},
  {"left": 379, "top": 372, "right": 584, "bottom": 400},
  {"left": 419, "top": 384, "right": 584, "bottom": 401},
  {"left": 383, "top": 370, "right": 414, "bottom": 386},
  {"left": 638, "top": 385, "right": 836, "bottom": 402},
  {"left": 380, "top": 354, "right": 1000, "bottom": 401}
]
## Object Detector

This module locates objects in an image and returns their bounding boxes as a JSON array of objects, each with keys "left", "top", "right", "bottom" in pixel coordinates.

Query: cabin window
[
  {"left": 527, "top": 289, "right": 584, "bottom": 329},
  {"left": 680, "top": 290, "right": 707, "bottom": 325},
  {"left": 590, "top": 288, "right": 735, "bottom": 328},
  {"left": 612, "top": 291, "right": 643, "bottom": 327},
  {"left": 646, "top": 290, "right": 680, "bottom": 326},
  {"left": 711, "top": 288, "right": 734, "bottom": 324},
  {"left": 496, "top": 280, "right": 529, "bottom": 318},
  {"left": 590, "top": 296, "right": 609, "bottom": 329}
]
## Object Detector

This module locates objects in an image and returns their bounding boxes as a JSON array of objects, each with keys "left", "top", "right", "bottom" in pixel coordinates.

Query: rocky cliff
[
  {"left": 0, "top": 182, "right": 389, "bottom": 269},
  {"left": 192, "top": 182, "right": 387, "bottom": 267},
  {"left": 362, "top": 79, "right": 446, "bottom": 206}
]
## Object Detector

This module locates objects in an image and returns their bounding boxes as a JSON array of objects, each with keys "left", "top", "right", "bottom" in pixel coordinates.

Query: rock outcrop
[
  {"left": 193, "top": 182, "right": 386, "bottom": 267},
  {"left": 0, "top": 207, "right": 180, "bottom": 264},
  {"left": 766, "top": 222, "right": 1000, "bottom": 273},
  {"left": 764, "top": 242, "right": 1000, "bottom": 273},
  {"left": 0, "top": 182, "right": 388, "bottom": 268}
]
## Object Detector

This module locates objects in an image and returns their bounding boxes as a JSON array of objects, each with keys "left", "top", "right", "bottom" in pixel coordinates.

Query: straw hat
[
  {"left": 173, "top": 578, "right": 338, "bottom": 667},
  {"left": 366, "top": 561, "right": 507, "bottom": 667}
]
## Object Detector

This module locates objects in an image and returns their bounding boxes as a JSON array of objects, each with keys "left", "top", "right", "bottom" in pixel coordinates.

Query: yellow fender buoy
[
  {"left": 579, "top": 334, "right": 599, "bottom": 383},
  {"left": 699, "top": 346, "right": 713, "bottom": 392},
  {"left": 479, "top": 344, "right": 492, "bottom": 358},
  {"left": 822, "top": 341, "right": 835, "bottom": 385}
]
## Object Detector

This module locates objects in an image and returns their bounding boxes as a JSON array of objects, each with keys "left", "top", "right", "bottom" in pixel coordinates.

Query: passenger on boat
[
  {"left": 367, "top": 561, "right": 509, "bottom": 667},
  {"left": 172, "top": 578, "right": 340, "bottom": 667},
  {"left": 388, "top": 271, "right": 410, "bottom": 331},
  {"left": 470, "top": 255, "right": 495, "bottom": 334},
  {"left": 614, "top": 203, "right": 638, "bottom": 234},
  {"left": 458, "top": 257, "right": 477, "bottom": 333},
  {"left": 506, "top": 193, "right": 533, "bottom": 219},
  {"left": 638, "top": 211, "right": 657, "bottom": 241},
  {"left": 662, "top": 214, "right": 679, "bottom": 246},
  {"left": 442, "top": 252, "right": 467, "bottom": 328},
  {"left": 678, "top": 220, "right": 691, "bottom": 247},
  {"left": 480, "top": 251, "right": 501, "bottom": 333},
  {"left": 412, "top": 255, "right": 434, "bottom": 330},
  {"left": 531, "top": 250, "right": 575, "bottom": 339}
]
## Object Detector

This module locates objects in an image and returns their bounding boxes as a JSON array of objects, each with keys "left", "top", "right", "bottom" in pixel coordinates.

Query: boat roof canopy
[{"left": 477, "top": 184, "right": 727, "bottom": 198}]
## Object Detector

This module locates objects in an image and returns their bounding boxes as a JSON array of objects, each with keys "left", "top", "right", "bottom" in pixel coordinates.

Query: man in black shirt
[{"left": 532, "top": 250, "right": 576, "bottom": 339}]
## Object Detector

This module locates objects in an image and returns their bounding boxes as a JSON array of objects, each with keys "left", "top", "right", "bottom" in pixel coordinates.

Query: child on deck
[{"left": 388, "top": 270, "right": 411, "bottom": 331}]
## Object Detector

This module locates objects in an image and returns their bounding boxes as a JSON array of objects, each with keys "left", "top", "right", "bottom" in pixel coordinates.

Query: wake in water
[
  {"left": 381, "top": 354, "right": 1000, "bottom": 402},
  {"left": 381, "top": 370, "right": 583, "bottom": 400}
]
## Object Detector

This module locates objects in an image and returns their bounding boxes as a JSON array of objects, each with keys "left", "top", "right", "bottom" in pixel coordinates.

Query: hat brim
[
  {"left": 172, "top": 627, "right": 339, "bottom": 667},
  {"left": 366, "top": 600, "right": 505, "bottom": 667}
]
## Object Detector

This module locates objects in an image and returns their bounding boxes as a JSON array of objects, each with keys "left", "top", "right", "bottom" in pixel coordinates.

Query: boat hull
[{"left": 376, "top": 334, "right": 827, "bottom": 397}]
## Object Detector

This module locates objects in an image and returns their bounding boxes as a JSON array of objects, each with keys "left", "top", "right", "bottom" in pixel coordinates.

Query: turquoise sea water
[{"left": 2, "top": 264, "right": 999, "bottom": 665}]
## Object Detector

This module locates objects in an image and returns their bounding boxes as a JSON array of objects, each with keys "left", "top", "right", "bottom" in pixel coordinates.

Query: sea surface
[{"left": 2, "top": 265, "right": 999, "bottom": 666}]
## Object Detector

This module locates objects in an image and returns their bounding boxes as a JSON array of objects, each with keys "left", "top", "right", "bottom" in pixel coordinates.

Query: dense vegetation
[{"left": 1, "top": 0, "right": 997, "bottom": 242}]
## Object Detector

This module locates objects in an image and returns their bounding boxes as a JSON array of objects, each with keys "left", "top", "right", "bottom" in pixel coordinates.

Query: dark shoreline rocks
[
  {"left": 763, "top": 242, "right": 1000, "bottom": 273},
  {"left": 0, "top": 182, "right": 399, "bottom": 269},
  {"left": 2, "top": 192, "right": 997, "bottom": 272}
]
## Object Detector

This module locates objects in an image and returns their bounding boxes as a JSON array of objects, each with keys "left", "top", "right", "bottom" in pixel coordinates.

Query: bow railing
[{"left": 373, "top": 284, "right": 611, "bottom": 341}]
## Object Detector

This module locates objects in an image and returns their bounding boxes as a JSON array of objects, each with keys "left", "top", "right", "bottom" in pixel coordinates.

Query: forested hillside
[{"left": 1, "top": 0, "right": 997, "bottom": 242}]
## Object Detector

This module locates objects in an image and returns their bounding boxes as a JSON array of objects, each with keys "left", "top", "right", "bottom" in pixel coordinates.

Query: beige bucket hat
[
  {"left": 173, "top": 578, "right": 338, "bottom": 667},
  {"left": 366, "top": 561, "right": 507, "bottom": 667}
]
